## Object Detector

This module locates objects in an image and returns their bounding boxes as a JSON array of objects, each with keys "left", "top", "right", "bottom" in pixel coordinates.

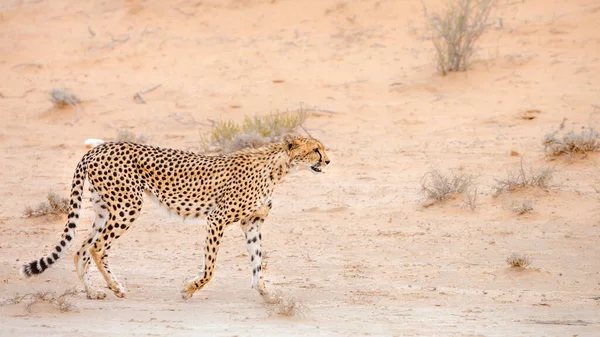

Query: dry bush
[
  {"left": 50, "top": 89, "right": 81, "bottom": 121},
  {"left": 116, "top": 129, "right": 149, "bottom": 144},
  {"left": 510, "top": 199, "right": 533, "bottom": 215},
  {"left": 23, "top": 192, "right": 69, "bottom": 218},
  {"left": 422, "top": 0, "right": 496, "bottom": 75},
  {"left": 50, "top": 89, "right": 81, "bottom": 108},
  {"left": 202, "top": 110, "right": 308, "bottom": 153},
  {"left": 464, "top": 185, "right": 478, "bottom": 211},
  {"left": 264, "top": 290, "right": 309, "bottom": 317},
  {"left": 506, "top": 253, "right": 531, "bottom": 268},
  {"left": 1, "top": 288, "right": 77, "bottom": 313},
  {"left": 543, "top": 127, "right": 600, "bottom": 157},
  {"left": 421, "top": 170, "right": 476, "bottom": 206},
  {"left": 493, "top": 159, "right": 553, "bottom": 196}
]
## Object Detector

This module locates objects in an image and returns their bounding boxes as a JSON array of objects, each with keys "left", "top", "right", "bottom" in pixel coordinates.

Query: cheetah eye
[{"left": 314, "top": 148, "right": 319, "bottom": 153}]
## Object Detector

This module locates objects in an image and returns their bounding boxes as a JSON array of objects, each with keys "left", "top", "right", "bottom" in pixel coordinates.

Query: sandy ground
[{"left": 1, "top": 0, "right": 599, "bottom": 336}]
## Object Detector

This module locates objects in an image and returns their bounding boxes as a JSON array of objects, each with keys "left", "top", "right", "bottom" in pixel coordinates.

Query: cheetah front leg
[
  {"left": 240, "top": 216, "right": 267, "bottom": 294},
  {"left": 240, "top": 203, "right": 278, "bottom": 302}
]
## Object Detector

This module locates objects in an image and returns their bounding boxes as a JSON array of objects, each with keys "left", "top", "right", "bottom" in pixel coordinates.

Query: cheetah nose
[{"left": 325, "top": 160, "right": 330, "bottom": 165}]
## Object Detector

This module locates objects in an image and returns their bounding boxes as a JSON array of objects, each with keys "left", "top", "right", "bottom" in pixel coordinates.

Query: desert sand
[{"left": 1, "top": 0, "right": 599, "bottom": 336}]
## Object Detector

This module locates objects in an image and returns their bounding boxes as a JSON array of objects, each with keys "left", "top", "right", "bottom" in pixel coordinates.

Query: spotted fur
[{"left": 20, "top": 136, "right": 330, "bottom": 300}]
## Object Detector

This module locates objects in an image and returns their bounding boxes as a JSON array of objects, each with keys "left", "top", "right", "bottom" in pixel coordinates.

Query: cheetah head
[{"left": 284, "top": 135, "right": 330, "bottom": 173}]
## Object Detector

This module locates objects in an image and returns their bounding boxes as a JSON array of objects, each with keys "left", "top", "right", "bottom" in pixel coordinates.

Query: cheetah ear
[{"left": 283, "top": 134, "right": 294, "bottom": 150}]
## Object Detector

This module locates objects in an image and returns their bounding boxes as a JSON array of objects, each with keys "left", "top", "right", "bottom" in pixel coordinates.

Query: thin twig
[
  {"left": 173, "top": 6, "right": 196, "bottom": 16},
  {"left": 289, "top": 107, "right": 340, "bottom": 115},
  {"left": 88, "top": 35, "right": 130, "bottom": 53},
  {"left": 299, "top": 124, "right": 314, "bottom": 139},
  {"left": 11, "top": 63, "right": 43, "bottom": 69},
  {"left": 0, "top": 88, "right": 36, "bottom": 99},
  {"left": 133, "top": 84, "right": 162, "bottom": 104}
]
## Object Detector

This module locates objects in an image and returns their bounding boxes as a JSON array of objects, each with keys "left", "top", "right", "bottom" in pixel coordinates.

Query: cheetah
[{"left": 20, "top": 135, "right": 330, "bottom": 300}]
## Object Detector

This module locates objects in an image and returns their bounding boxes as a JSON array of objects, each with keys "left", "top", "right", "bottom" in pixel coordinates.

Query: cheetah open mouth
[{"left": 310, "top": 164, "right": 322, "bottom": 173}]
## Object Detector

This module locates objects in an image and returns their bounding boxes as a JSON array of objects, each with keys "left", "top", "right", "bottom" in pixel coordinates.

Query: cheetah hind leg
[
  {"left": 182, "top": 209, "right": 228, "bottom": 300},
  {"left": 73, "top": 186, "right": 109, "bottom": 300},
  {"left": 89, "top": 200, "right": 142, "bottom": 298},
  {"left": 90, "top": 236, "right": 127, "bottom": 298}
]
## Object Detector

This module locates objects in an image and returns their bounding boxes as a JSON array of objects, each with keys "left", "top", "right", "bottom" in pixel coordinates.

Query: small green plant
[
  {"left": 506, "top": 253, "right": 531, "bottom": 268},
  {"left": 23, "top": 192, "right": 69, "bottom": 218},
  {"left": 543, "top": 127, "right": 600, "bottom": 157},
  {"left": 202, "top": 110, "right": 308, "bottom": 153},
  {"left": 422, "top": 0, "right": 496, "bottom": 75},
  {"left": 493, "top": 159, "right": 553, "bottom": 196},
  {"left": 211, "top": 120, "right": 241, "bottom": 146}
]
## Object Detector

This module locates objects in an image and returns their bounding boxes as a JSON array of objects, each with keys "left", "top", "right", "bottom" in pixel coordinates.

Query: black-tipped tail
[{"left": 20, "top": 255, "right": 57, "bottom": 278}]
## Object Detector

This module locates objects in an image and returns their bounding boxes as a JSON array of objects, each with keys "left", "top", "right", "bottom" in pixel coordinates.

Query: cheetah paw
[
  {"left": 181, "top": 288, "right": 195, "bottom": 300},
  {"left": 181, "top": 281, "right": 198, "bottom": 300},
  {"left": 86, "top": 289, "right": 107, "bottom": 300},
  {"left": 109, "top": 284, "right": 127, "bottom": 298}
]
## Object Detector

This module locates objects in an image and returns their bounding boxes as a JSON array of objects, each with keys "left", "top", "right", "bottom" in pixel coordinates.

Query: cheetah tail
[{"left": 20, "top": 159, "right": 87, "bottom": 278}]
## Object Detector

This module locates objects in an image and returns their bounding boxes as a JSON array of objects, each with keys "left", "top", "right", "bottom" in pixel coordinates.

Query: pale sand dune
[{"left": 1, "top": 0, "right": 599, "bottom": 336}]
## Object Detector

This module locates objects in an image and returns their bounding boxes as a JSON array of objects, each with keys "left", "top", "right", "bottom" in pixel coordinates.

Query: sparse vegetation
[
  {"left": 49, "top": 89, "right": 81, "bottom": 121},
  {"left": 202, "top": 110, "right": 308, "bottom": 153},
  {"left": 116, "top": 129, "right": 149, "bottom": 144},
  {"left": 422, "top": 0, "right": 496, "bottom": 75},
  {"left": 50, "top": 89, "right": 81, "bottom": 108},
  {"left": 420, "top": 170, "right": 476, "bottom": 206},
  {"left": 23, "top": 192, "right": 69, "bottom": 218},
  {"left": 506, "top": 253, "right": 532, "bottom": 268},
  {"left": 0, "top": 288, "right": 77, "bottom": 313},
  {"left": 510, "top": 199, "right": 533, "bottom": 215},
  {"left": 264, "top": 290, "right": 308, "bottom": 317},
  {"left": 543, "top": 127, "right": 600, "bottom": 158},
  {"left": 463, "top": 185, "right": 478, "bottom": 211},
  {"left": 493, "top": 159, "right": 553, "bottom": 196}
]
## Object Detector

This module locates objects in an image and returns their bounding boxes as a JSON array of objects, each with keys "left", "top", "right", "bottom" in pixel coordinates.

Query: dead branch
[
  {"left": 173, "top": 7, "right": 196, "bottom": 16},
  {"left": 11, "top": 63, "right": 43, "bottom": 69},
  {"left": 88, "top": 35, "right": 130, "bottom": 53},
  {"left": 133, "top": 84, "right": 162, "bottom": 104}
]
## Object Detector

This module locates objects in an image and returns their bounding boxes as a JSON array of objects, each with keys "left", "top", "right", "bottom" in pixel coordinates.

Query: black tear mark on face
[{"left": 314, "top": 148, "right": 322, "bottom": 162}]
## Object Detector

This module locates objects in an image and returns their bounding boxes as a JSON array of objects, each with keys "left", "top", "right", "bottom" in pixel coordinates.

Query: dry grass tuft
[
  {"left": 463, "top": 185, "right": 478, "bottom": 211},
  {"left": 510, "top": 199, "right": 533, "bottom": 215},
  {"left": 506, "top": 253, "right": 532, "bottom": 268},
  {"left": 50, "top": 89, "right": 81, "bottom": 121},
  {"left": 1, "top": 288, "right": 77, "bottom": 313},
  {"left": 23, "top": 192, "right": 70, "bottom": 218},
  {"left": 420, "top": 170, "right": 476, "bottom": 207},
  {"left": 116, "top": 129, "right": 149, "bottom": 144},
  {"left": 422, "top": 0, "right": 496, "bottom": 75},
  {"left": 264, "top": 290, "right": 309, "bottom": 317},
  {"left": 50, "top": 89, "right": 81, "bottom": 108},
  {"left": 202, "top": 110, "right": 308, "bottom": 153},
  {"left": 543, "top": 127, "right": 600, "bottom": 158},
  {"left": 493, "top": 159, "right": 553, "bottom": 196}
]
